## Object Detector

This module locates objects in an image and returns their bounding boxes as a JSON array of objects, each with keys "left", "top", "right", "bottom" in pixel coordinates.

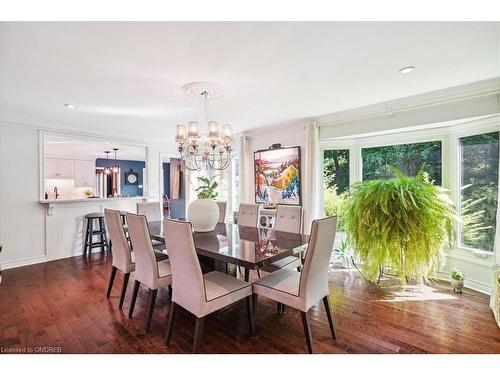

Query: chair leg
[
  {"left": 83, "top": 219, "right": 90, "bottom": 256},
  {"left": 145, "top": 289, "right": 158, "bottom": 332},
  {"left": 256, "top": 269, "right": 261, "bottom": 278},
  {"left": 118, "top": 272, "right": 130, "bottom": 309},
  {"left": 244, "top": 268, "right": 250, "bottom": 282},
  {"left": 322, "top": 295, "right": 336, "bottom": 340},
  {"left": 300, "top": 311, "right": 314, "bottom": 354},
  {"left": 252, "top": 293, "right": 258, "bottom": 316},
  {"left": 128, "top": 280, "right": 140, "bottom": 318},
  {"left": 193, "top": 316, "right": 205, "bottom": 353},
  {"left": 297, "top": 265, "right": 302, "bottom": 272},
  {"left": 245, "top": 296, "right": 255, "bottom": 336},
  {"left": 168, "top": 285, "right": 172, "bottom": 302},
  {"left": 106, "top": 266, "right": 117, "bottom": 298},
  {"left": 164, "top": 302, "right": 178, "bottom": 347}
]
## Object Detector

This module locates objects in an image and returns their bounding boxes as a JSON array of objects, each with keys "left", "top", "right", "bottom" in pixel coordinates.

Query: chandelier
[{"left": 175, "top": 82, "right": 233, "bottom": 171}]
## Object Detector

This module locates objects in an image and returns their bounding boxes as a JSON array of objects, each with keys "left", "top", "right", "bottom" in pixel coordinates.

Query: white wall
[
  {"left": 0, "top": 125, "right": 46, "bottom": 267},
  {"left": 0, "top": 123, "right": 177, "bottom": 270}
]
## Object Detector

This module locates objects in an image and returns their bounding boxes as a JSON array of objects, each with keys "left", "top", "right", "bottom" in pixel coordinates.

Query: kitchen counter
[
  {"left": 39, "top": 196, "right": 152, "bottom": 215},
  {"left": 40, "top": 196, "right": 149, "bottom": 204}
]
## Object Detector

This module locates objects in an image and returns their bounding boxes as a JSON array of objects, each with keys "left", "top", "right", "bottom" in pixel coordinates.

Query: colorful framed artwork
[{"left": 254, "top": 146, "right": 301, "bottom": 206}]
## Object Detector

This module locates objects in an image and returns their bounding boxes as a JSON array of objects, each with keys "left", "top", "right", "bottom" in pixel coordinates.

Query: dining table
[{"left": 147, "top": 221, "right": 309, "bottom": 281}]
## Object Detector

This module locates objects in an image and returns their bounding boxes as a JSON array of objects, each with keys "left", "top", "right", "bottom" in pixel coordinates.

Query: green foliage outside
[
  {"left": 345, "top": 167, "right": 456, "bottom": 283},
  {"left": 323, "top": 185, "right": 347, "bottom": 231},
  {"left": 362, "top": 141, "right": 442, "bottom": 185},
  {"left": 323, "top": 149, "right": 349, "bottom": 194},
  {"left": 196, "top": 176, "right": 218, "bottom": 199},
  {"left": 459, "top": 132, "right": 499, "bottom": 252}
]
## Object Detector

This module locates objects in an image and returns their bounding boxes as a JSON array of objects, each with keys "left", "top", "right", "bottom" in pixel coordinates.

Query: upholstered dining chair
[
  {"left": 252, "top": 216, "right": 338, "bottom": 354},
  {"left": 136, "top": 201, "right": 162, "bottom": 221},
  {"left": 136, "top": 201, "right": 164, "bottom": 250},
  {"left": 216, "top": 201, "right": 227, "bottom": 223},
  {"left": 237, "top": 203, "right": 259, "bottom": 227},
  {"left": 126, "top": 213, "right": 172, "bottom": 332},
  {"left": 267, "top": 205, "right": 303, "bottom": 273},
  {"left": 163, "top": 219, "right": 254, "bottom": 353},
  {"left": 104, "top": 209, "right": 135, "bottom": 309}
]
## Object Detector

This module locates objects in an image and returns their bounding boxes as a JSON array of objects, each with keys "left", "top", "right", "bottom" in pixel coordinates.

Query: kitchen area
[{"left": 39, "top": 133, "right": 151, "bottom": 260}]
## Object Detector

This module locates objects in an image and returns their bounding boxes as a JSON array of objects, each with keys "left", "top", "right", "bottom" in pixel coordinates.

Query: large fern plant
[{"left": 345, "top": 167, "right": 456, "bottom": 283}]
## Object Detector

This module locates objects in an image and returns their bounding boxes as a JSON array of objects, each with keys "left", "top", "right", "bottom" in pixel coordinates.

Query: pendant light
[
  {"left": 112, "top": 148, "right": 119, "bottom": 174},
  {"left": 104, "top": 151, "right": 111, "bottom": 175}
]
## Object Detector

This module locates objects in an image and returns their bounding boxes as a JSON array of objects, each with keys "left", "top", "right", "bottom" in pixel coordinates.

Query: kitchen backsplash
[{"left": 44, "top": 179, "right": 94, "bottom": 200}]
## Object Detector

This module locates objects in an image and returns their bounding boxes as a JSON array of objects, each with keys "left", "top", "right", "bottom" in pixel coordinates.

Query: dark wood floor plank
[{"left": 0, "top": 253, "right": 499, "bottom": 354}]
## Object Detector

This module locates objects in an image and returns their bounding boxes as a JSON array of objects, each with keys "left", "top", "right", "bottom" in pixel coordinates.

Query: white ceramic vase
[{"left": 187, "top": 198, "right": 219, "bottom": 232}]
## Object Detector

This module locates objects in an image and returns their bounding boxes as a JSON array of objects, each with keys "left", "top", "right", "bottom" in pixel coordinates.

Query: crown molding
[
  {"left": 0, "top": 120, "right": 175, "bottom": 150},
  {"left": 315, "top": 77, "right": 500, "bottom": 126}
]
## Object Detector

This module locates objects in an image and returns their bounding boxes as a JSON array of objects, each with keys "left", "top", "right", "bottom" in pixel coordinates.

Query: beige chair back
[
  {"left": 137, "top": 202, "right": 161, "bottom": 222},
  {"left": 126, "top": 213, "right": 160, "bottom": 288},
  {"left": 275, "top": 205, "right": 302, "bottom": 233},
  {"left": 237, "top": 203, "right": 259, "bottom": 227},
  {"left": 164, "top": 219, "right": 206, "bottom": 314},
  {"left": 299, "top": 216, "right": 337, "bottom": 310},
  {"left": 216, "top": 201, "right": 227, "bottom": 223},
  {"left": 104, "top": 208, "right": 133, "bottom": 272}
]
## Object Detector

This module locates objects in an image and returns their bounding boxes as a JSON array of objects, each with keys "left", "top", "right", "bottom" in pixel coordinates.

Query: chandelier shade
[{"left": 175, "top": 83, "right": 233, "bottom": 171}]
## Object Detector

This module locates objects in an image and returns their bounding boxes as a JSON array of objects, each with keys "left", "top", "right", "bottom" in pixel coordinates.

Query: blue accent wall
[
  {"left": 163, "top": 162, "right": 185, "bottom": 219},
  {"left": 96, "top": 158, "right": 145, "bottom": 196}
]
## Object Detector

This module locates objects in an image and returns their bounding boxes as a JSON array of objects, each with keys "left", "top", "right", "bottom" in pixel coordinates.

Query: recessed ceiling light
[
  {"left": 64, "top": 103, "right": 76, "bottom": 109},
  {"left": 399, "top": 66, "right": 415, "bottom": 74}
]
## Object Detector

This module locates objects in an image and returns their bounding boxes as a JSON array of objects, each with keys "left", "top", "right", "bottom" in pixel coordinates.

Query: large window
[
  {"left": 323, "top": 149, "right": 350, "bottom": 193},
  {"left": 362, "top": 140, "right": 442, "bottom": 184},
  {"left": 459, "top": 132, "right": 499, "bottom": 252}
]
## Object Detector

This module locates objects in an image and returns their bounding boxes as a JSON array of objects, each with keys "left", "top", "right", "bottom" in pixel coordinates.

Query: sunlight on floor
[{"left": 378, "top": 283, "right": 459, "bottom": 302}]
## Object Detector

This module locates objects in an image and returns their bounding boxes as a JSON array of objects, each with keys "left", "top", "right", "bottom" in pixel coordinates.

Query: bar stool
[{"left": 83, "top": 212, "right": 109, "bottom": 256}]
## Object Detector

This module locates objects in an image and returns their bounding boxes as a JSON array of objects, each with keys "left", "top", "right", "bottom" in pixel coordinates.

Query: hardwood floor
[{"left": 0, "top": 253, "right": 499, "bottom": 354}]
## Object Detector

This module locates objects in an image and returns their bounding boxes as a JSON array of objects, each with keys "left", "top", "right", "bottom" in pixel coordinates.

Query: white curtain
[
  {"left": 303, "top": 122, "right": 319, "bottom": 234},
  {"left": 239, "top": 134, "right": 251, "bottom": 204},
  {"left": 490, "top": 133, "right": 500, "bottom": 327}
]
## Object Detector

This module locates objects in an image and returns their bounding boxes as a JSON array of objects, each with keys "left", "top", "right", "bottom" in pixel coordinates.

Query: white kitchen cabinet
[
  {"left": 74, "top": 160, "right": 95, "bottom": 187},
  {"left": 45, "top": 158, "right": 74, "bottom": 179}
]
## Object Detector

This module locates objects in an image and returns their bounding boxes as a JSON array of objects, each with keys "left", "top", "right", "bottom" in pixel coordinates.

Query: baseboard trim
[{"left": 0, "top": 255, "right": 47, "bottom": 270}]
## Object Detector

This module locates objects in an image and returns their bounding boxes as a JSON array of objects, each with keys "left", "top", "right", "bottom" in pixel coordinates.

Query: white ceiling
[
  {"left": 44, "top": 134, "right": 146, "bottom": 161},
  {"left": 1, "top": 22, "right": 499, "bottom": 143}
]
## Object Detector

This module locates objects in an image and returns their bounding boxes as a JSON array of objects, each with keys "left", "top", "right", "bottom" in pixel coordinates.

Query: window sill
[{"left": 448, "top": 247, "right": 494, "bottom": 267}]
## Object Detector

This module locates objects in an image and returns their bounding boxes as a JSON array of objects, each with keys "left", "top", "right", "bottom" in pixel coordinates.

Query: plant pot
[
  {"left": 187, "top": 198, "right": 219, "bottom": 232},
  {"left": 451, "top": 279, "right": 464, "bottom": 293}
]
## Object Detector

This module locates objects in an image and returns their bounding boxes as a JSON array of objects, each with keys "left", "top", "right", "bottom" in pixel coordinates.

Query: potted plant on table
[
  {"left": 451, "top": 268, "right": 465, "bottom": 293},
  {"left": 345, "top": 167, "right": 456, "bottom": 285},
  {"left": 187, "top": 176, "right": 219, "bottom": 232}
]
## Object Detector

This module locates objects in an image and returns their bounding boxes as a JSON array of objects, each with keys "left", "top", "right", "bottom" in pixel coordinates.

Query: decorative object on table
[
  {"left": 450, "top": 267, "right": 465, "bottom": 293},
  {"left": 174, "top": 82, "right": 233, "bottom": 171},
  {"left": 345, "top": 167, "right": 456, "bottom": 285},
  {"left": 125, "top": 169, "right": 139, "bottom": 185},
  {"left": 187, "top": 176, "right": 219, "bottom": 232},
  {"left": 254, "top": 145, "right": 301, "bottom": 206},
  {"left": 83, "top": 189, "right": 93, "bottom": 197}
]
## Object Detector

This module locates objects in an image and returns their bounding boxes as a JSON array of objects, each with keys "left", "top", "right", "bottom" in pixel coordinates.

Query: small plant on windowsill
[
  {"left": 83, "top": 189, "right": 93, "bottom": 198},
  {"left": 451, "top": 268, "right": 465, "bottom": 293}
]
